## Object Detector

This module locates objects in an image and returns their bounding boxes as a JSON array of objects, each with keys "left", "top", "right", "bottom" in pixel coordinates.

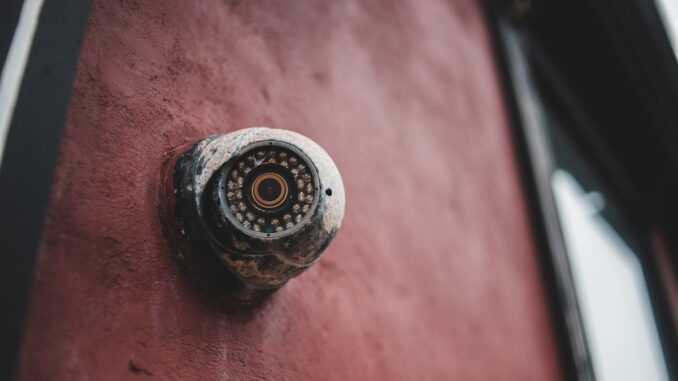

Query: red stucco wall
[{"left": 18, "top": 1, "right": 563, "bottom": 380}]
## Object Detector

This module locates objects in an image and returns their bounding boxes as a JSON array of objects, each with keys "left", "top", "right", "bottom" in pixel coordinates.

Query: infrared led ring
[{"left": 212, "top": 140, "right": 320, "bottom": 238}]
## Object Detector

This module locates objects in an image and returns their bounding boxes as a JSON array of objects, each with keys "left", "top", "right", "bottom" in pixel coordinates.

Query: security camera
[{"left": 161, "top": 127, "right": 345, "bottom": 300}]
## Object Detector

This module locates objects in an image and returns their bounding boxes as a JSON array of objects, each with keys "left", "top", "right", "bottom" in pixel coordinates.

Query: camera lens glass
[
  {"left": 221, "top": 142, "right": 319, "bottom": 235},
  {"left": 251, "top": 172, "right": 287, "bottom": 209}
]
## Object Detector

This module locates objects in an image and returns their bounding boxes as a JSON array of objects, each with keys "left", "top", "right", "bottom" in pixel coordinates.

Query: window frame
[{"left": 486, "top": 1, "right": 678, "bottom": 379}]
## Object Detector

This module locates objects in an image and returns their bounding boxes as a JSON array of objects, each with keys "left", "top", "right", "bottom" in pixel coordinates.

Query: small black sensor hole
[{"left": 325, "top": 188, "right": 333, "bottom": 196}]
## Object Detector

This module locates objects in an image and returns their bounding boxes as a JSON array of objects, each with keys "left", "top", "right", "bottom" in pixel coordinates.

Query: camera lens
[{"left": 251, "top": 172, "right": 288, "bottom": 209}]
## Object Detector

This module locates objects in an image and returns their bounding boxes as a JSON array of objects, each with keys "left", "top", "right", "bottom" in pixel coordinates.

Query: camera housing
[{"left": 161, "top": 128, "right": 345, "bottom": 300}]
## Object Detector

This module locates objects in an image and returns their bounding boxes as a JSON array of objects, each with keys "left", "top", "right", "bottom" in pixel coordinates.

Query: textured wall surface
[{"left": 18, "top": 1, "right": 563, "bottom": 380}]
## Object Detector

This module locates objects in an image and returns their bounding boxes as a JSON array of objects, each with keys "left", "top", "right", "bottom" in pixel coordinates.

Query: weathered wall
[{"left": 18, "top": 0, "right": 563, "bottom": 380}]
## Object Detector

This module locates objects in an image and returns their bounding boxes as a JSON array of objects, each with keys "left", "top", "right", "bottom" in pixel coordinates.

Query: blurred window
[
  {"left": 545, "top": 111, "right": 670, "bottom": 381},
  {"left": 656, "top": 0, "right": 678, "bottom": 60}
]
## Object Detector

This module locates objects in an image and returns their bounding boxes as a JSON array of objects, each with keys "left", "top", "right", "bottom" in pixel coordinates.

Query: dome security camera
[{"left": 161, "top": 127, "right": 345, "bottom": 300}]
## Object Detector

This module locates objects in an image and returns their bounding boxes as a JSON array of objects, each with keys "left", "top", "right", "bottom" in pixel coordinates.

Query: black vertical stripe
[{"left": 0, "top": 0, "right": 90, "bottom": 379}]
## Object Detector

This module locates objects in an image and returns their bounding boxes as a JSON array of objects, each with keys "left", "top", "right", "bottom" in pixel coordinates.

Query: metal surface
[{"left": 162, "top": 128, "right": 345, "bottom": 300}]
